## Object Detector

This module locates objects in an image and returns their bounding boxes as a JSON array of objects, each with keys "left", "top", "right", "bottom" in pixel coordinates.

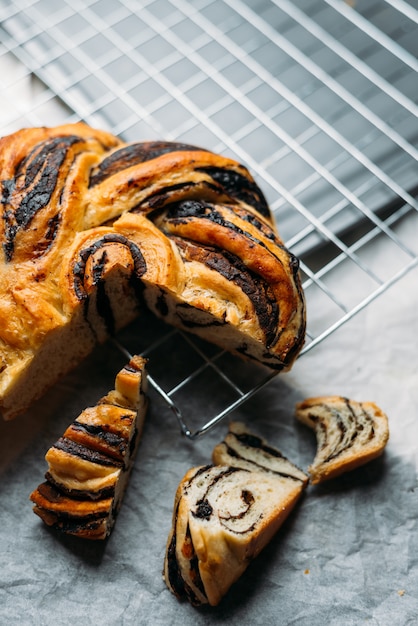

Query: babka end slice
[
  {"left": 295, "top": 395, "right": 389, "bottom": 484},
  {"left": 30, "top": 355, "right": 148, "bottom": 539}
]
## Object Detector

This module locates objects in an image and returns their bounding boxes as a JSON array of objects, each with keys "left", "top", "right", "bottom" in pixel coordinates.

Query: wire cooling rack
[{"left": 0, "top": 0, "right": 417, "bottom": 437}]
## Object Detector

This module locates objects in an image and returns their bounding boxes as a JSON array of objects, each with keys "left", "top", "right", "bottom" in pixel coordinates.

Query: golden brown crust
[
  {"left": 295, "top": 395, "right": 389, "bottom": 484},
  {"left": 0, "top": 123, "right": 305, "bottom": 419}
]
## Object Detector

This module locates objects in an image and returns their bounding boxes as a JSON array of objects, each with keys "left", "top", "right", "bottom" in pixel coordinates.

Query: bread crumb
[{"left": 398, "top": 590, "right": 405, "bottom": 597}]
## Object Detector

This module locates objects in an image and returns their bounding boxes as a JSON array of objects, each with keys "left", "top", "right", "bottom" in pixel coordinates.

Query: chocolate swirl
[
  {"left": 1, "top": 135, "right": 81, "bottom": 261},
  {"left": 89, "top": 141, "right": 204, "bottom": 187},
  {"left": 72, "top": 233, "right": 147, "bottom": 301},
  {"left": 164, "top": 451, "right": 307, "bottom": 606},
  {"left": 0, "top": 123, "right": 305, "bottom": 420}
]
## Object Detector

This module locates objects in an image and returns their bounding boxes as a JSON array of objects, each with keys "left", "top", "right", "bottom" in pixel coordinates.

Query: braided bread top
[{"left": 0, "top": 123, "right": 305, "bottom": 419}]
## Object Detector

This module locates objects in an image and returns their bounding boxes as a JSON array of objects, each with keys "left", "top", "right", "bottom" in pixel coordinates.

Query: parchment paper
[
  {"left": 1, "top": 214, "right": 417, "bottom": 626},
  {"left": 0, "top": 34, "right": 417, "bottom": 623}
]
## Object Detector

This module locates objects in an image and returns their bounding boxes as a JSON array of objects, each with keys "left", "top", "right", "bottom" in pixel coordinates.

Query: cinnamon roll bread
[
  {"left": 295, "top": 396, "right": 389, "bottom": 484},
  {"left": 0, "top": 123, "right": 305, "bottom": 420},
  {"left": 164, "top": 423, "right": 308, "bottom": 606},
  {"left": 29, "top": 355, "right": 147, "bottom": 539}
]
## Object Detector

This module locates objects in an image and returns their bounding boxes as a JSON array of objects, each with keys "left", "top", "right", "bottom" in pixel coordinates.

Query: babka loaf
[
  {"left": 295, "top": 396, "right": 389, "bottom": 484},
  {"left": 30, "top": 355, "right": 147, "bottom": 539},
  {"left": 164, "top": 423, "right": 308, "bottom": 606},
  {"left": 0, "top": 123, "right": 305, "bottom": 419}
]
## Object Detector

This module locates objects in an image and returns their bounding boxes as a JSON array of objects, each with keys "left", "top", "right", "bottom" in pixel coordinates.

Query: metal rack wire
[{"left": 0, "top": 0, "right": 417, "bottom": 437}]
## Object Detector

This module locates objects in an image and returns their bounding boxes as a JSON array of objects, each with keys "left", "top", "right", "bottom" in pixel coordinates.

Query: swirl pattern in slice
[
  {"left": 164, "top": 423, "right": 308, "bottom": 606},
  {"left": 295, "top": 395, "right": 389, "bottom": 484}
]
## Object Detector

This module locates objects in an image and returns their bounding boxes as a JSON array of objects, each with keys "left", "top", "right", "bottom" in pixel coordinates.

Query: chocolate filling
[
  {"left": 192, "top": 498, "right": 213, "bottom": 521},
  {"left": 2, "top": 135, "right": 81, "bottom": 261},
  {"left": 53, "top": 437, "right": 124, "bottom": 468},
  {"left": 164, "top": 199, "right": 279, "bottom": 265},
  {"left": 173, "top": 237, "right": 279, "bottom": 347},
  {"left": 71, "top": 233, "right": 147, "bottom": 336},
  {"left": 72, "top": 233, "right": 147, "bottom": 301},
  {"left": 44, "top": 472, "right": 115, "bottom": 501},
  {"left": 89, "top": 141, "right": 203, "bottom": 187},
  {"left": 70, "top": 422, "right": 129, "bottom": 456},
  {"left": 308, "top": 399, "right": 376, "bottom": 464},
  {"left": 196, "top": 166, "right": 270, "bottom": 218},
  {"left": 223, "top": 442, "right": 303, "bottom": 482}
]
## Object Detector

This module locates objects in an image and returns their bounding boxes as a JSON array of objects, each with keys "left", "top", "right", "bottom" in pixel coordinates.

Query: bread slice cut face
[
  {"left": 295, "top": 395, "right": 389, "bottom": 484},
  {"left": 164, "top": 423, "right": 308, "bottom": 606}
]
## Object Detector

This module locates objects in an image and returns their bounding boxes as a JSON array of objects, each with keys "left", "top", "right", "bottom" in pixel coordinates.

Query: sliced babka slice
[
  {"left": 295, "top": 395, "right": 389, "bottom": 484},
  {"left": 164, "top": 424, "right": 308, "bottom": 607},
  {"left": 212, "top": 421, "right": 308, "bottom": 484},
  {"left": 30, "top": 355, "right": 147, "bottom": 539}
]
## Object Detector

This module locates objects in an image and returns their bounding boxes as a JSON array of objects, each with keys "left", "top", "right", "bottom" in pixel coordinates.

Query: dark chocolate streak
[
  {"left": 89, "top": 141, "right": 203, "bottom": 187},
  {"left": 1, "top": 135, "right": 81, "bottom": 261},
  {"left": 174, "top": 303, "right": 226, "bottom": 329},
  {"left": 35, "top": 484, "right": 108, "bottom": 526},
  {"left": 71, "top": 422, "right": 128, "bottom": 456},
  {"left": 224, "top": 442, "right": 303, "bottom": 482},
  {"left": 44, "top": 471, "right": 115, "bottom": 501},
  {"left": 234, "top": 207, "right": 277, "bottom": 241},
  {"left": 235, "top": 343, "right": 285, "bottom": 370},
  {"left": 33, "top": 213, "right": 62, "bottom": 258},
  {"left": 94, "top": 250, "right": 116, "bottom": 337},
  {"left": 309, "top": 399, "right": 375, "bottom": 463},
  {"left": 174, "top": 237, "right": 279, "bottom": 347},
  {"left": 53, "top": 437, "right": 123, "bottom": 468},
  {"left": 192, "top": 498, "right": 213, "bottom": 521},
  {"left": 155, "top": 289, "right": 169, "bottom": 317},
  {"left": 73, "top": 233, "right": 147, "bottom": 300},
  {"left": 165, "top": 199, "right": 291, "bottom": 273},
  {"left": 52, "top": 517, "right": 107, "bottom": 535},
  {"left": 192, "top": 467, "right": 260, "bottom": 535},
  {"left": 166, "top": 524, "right": 186, "bottom": 598},
  {"left": 166, "top": 501, "right": 205, "bottom": 606},
  {"left": 190, "top": 466, "right": 242, "bottom": 504},
  {"left": 234, "top": 432, "right": 284, "bottom": 459},
  {"left": 218, "top": 489, "right": 255, "bottom": 525},
  {"left": 72, "top": 233, "right": 147, "bottom": 336},
  {"left": 223, "top": 434, "right": 303, "bottom": 482},
  {"left": 196, "top": 166, "right": 270, "bottom": 218},
  {"left": 165, "top": 200, "right": 305, "bottom": 352},
  {"left": 219, "top": 489, "right": 255, "bottom": 520},
  {"left": 142, "top": 181, "right": 220, "bottom": 212}
]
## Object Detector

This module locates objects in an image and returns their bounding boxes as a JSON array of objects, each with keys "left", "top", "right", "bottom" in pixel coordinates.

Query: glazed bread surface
[{"left": 0, "top": 123, "right": 305, "bottom": 419}]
